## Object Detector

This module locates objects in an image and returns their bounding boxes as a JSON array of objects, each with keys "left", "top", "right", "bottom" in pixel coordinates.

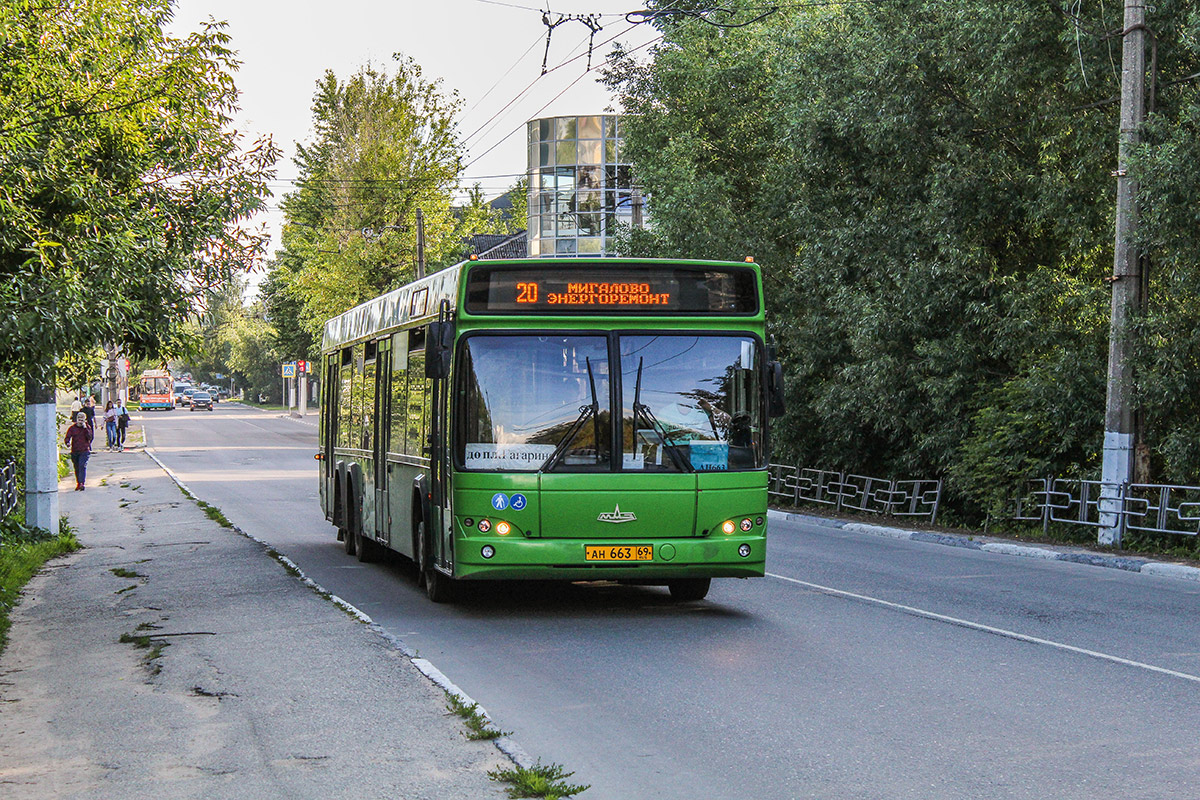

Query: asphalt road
[{"left": 142, "top": 403, "right": 1200, "bottom": 800}]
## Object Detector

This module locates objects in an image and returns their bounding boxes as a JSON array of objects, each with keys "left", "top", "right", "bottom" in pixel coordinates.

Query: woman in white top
[{"left": 103, "top": 401, "right": 120, "bottom": 451}]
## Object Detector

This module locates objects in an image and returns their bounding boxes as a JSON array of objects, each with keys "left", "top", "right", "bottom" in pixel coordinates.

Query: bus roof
[
  {"left": 320, "top": 257, "right": 762, "bottom": 354},
  {"left": 322, "top": 263, "right": 463, "bottom": 353}
]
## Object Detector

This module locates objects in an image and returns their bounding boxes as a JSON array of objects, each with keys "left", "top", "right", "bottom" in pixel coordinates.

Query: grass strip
[
  {"left": 175, "top": 484, "right": 233, "bottom": 529},
  {"left": 488, "top": 760, "right": 590, "bottom": 799},
  {"left": 0, "top": 516, "right": 80, "bottom": 655},
  {"left": 445, "top": 692, "right": 511, "bottom": 740}
]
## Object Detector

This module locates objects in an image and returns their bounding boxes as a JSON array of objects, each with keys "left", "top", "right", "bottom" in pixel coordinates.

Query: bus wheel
[
  {"left": 355, "top": 530, "right": 375, "bottom": 563},
  {"left": 667, "top": 578, "right": 711, "bottom": 602},
  {"left": 417, "top": 520, "right": 455, "bottom": 603},
  {"left": 342, "top": 501, "right": 357, "bottom": 557}
]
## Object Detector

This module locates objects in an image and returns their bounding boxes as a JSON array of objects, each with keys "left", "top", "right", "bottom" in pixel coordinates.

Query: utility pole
[
  {"left": 631, "top": 188, "right": 644, "bottom": 230},
  {"left": 1100, "top": 0, "right": 1149, "bottom": 547},
  {"left": 416, "top": 207, "right": 426, "bottom": 280}
]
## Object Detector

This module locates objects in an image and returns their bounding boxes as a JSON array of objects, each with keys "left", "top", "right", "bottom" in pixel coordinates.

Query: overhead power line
[{"left": 464, "top": 32, "right": 662, "bottom": 170}]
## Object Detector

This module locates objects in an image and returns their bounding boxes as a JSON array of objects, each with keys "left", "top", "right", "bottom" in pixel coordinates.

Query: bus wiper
[
  {"left": 541, "top": 357, "right": 599, "bottom": 473},
  {"left": 632, "top": 357, "right": 692, "bottom": 472}
]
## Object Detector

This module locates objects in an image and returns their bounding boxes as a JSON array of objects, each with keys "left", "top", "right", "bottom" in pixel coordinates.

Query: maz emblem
[{"left": 597, "top": 504, "right": 637, "bottom": 524}]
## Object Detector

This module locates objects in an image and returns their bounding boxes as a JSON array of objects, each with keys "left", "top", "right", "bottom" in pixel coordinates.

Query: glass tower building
[{"left": 527, "top": 114, "right": 635, "bottom": 257}]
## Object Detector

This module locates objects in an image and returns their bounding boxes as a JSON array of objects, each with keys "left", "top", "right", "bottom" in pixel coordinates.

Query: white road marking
[{"left": 767, "top": 571, "right": 1200, "bottom": 685}]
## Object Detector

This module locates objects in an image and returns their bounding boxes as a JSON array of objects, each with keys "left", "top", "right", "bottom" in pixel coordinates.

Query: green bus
[{"left": 318, "top": 257, "right": 784, "bottom": 602}]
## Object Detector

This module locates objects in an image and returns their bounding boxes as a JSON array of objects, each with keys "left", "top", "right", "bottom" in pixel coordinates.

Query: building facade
[{"left": 527, "top": 114, "right": 636, "bottom": 257}]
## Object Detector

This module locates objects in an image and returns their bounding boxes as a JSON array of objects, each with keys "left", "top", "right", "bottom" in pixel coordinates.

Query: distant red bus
[{"left": 138, "top": 369, "right": 174, "bottom": 411}]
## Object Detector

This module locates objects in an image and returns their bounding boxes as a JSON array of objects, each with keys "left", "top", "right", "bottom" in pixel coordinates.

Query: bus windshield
[
  {"left": 456, "top": 333, "right": 764, "bottom": 473},
  {"left": 459, "top": 335, "right": 611, "bottom": 472},
  {"left": 141, "top": 377, "right": 172, "bottom": 394},
  {"left": 621, "top": 335, "right": 764, "bottom": 473}
]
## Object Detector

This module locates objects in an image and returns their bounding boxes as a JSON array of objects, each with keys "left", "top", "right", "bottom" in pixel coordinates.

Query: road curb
[
  {"left": 770, "top": 508, "right": 1200, "bottom": 584},
  {"left": 143, "top": 447, "right": 540, "bottom": 776}
]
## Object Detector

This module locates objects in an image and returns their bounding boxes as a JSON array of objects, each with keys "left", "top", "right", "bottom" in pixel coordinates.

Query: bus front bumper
[{"left": 453, "top": 535, "right": 765, "bottom": 581}]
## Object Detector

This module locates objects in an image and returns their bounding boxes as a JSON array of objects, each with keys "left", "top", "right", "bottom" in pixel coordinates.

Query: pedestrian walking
[
  {"left": 70, "top": 397, "right": 82, "bottom": 417},
  {"left": 116, "top": 399, "right": 131, "bottom": 451},
  {"left": 82, "top": 396, "right": 96, "bottom": 434},
  {"left": 103, "top": 400, "right": 118, "bottom": 450},
  {"left": 64, "top": 411, "right": 93, "bottom": 490}
]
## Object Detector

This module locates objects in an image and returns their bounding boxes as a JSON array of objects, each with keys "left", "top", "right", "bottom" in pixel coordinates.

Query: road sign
[{"left": 282, "top": 363, "right": 296, "bottom": 378}]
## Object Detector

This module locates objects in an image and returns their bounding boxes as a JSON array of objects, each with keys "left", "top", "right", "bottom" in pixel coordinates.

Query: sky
[{"left": 168, "top": 0, "right": 662, "bottom": 273}]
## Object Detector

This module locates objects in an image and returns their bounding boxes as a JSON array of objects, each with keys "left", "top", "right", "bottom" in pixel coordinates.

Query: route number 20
[{"left": 516, "top": 282, "right": 538, "bottom": 303}]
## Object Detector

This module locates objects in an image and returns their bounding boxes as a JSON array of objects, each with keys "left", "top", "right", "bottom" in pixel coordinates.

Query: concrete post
[{"left": 24, "top": 374, "right": 59, "bottom": 535}]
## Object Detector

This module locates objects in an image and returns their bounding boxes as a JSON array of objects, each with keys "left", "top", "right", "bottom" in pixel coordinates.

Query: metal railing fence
[
  {"left": 1, "top": 459, "right": 18, "bottom": 519},
  {"left": 1006, "top": 477, "right": 1200, "bottom": 538},
  {"left": 768, "top": 464, "right": 942, "bottom": 524}
]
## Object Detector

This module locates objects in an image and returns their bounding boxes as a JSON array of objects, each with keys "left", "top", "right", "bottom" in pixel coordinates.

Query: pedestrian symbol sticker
[
  {"left": 491, "top": 493, "right": 509, "bottom": 511},
  {"left": 510, "top": 493, "right": 527, "bottom": 511}
]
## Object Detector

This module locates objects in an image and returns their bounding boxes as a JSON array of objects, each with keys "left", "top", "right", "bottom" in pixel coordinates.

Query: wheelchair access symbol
[
  {"left": 510, "top": 493, "right": 527, "bottom": 511},
  {"left": 491, "top": 493, "right": 509, "bottom": 511}
]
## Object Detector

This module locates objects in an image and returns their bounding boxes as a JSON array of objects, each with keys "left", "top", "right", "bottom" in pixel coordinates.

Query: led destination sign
[
  {"left": 465, "top": 264, "right": 758, "bottom": 315},
  {"left": 518, "top": 281, "right": 670, "bottom": 307}
]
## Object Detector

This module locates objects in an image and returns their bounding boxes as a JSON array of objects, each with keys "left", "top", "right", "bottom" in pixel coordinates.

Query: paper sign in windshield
[
  {"left": 688, "top": 441, "right": 729, "bottom": 471},
  {"left": 465, "top": 443, "right": 556, "bottom": 470}
]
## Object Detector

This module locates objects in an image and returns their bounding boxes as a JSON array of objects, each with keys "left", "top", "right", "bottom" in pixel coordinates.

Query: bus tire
[
  {"left": 417, "top": 519, "right": 454, "bottom": 603},
  {"left": 667, "top": 578, "right": 711, "bottom": 602},
  {"left": 355, "top": 530, "right": 375, "bottom": 563},
  {"left": 342, "top": 492, "right": 358, "bottom": 557}
]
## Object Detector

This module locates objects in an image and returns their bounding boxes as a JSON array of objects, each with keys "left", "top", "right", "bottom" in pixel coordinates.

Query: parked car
[{"left": 189, "top": 391, "right": 213, "bottom": 411}]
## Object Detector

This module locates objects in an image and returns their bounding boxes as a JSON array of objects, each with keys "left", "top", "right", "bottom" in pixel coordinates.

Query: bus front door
[{"left": 375, "top": 338, "right": 391, "bottom": 548}]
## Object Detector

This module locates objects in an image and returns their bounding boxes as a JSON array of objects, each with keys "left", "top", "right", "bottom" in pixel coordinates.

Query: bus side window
[
  {"left": 408, "top": 329, "right": 427, "bottom": 458},
  {"left": 349, "top": 344, "right": 365, "bottom": 449},
  {"left": 390, "top": 331, "right": 409, "bottom": 456},
  {"left": 362, "top": 341, "right": 377, "bottom": 451},
  {"left": 338, "top": 349, "right": 353, "bottom": 449}
]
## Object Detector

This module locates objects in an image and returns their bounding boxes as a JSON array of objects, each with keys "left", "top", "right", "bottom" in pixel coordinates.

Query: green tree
[
  {"left": 181, "top": 276, "right": 248, "bottom": 385},
  {"left": 275, "top": 56, "right": 509, "bottom": 339},
  {"left": 279, "top": 58, "right": 462, "bottom": 336},
  {"left": 608, "top": 0, "right": 1200, "bottom": 519},
  {"left": 0, "top": 1, "right": 278, "bottom": 376},
  {"left": 225, "top": 303, "right": 282, "bottom": 403},
  {"left": 0, "top": 1, "right": 276, "bottom": 528}
]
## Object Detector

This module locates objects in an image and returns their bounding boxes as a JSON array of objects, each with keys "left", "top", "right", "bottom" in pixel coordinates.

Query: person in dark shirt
[
  {"left": 115, "top": 399, "right": 131, "bottom": 451},
  {"left": 81, "top": 396, "right": 96, "bottom": 434},
  {"left": 64, "top": 411, "right": 94, "bottom": 490}
]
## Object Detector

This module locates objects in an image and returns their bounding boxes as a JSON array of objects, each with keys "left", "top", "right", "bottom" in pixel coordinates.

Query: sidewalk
[{"left": 0, "top": 449, "right": 508, "bottom": 800}]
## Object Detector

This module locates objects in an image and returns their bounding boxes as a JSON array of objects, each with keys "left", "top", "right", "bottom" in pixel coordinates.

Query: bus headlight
[
  {"left": 721, "top": 520, "right": 736, "bottom": 535},
  {"left": 738, "top": 544, "right": 752, "bottom": 558},
  {"left": 481, "top": 545, "right": 496, "bottom": 559},
  {"left": 478, "top": 519, "right": 491, "bottom": 532},
  {"left": 740, "top": 518, "right": 753, "bottom": 532}
]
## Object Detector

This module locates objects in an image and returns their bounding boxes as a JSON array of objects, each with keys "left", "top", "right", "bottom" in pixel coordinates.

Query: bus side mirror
[
  {"left": 426, "top": 320, "right": 454, "bottom": 379},
  {"left": 767, "top": 361, "right": 785, "bottom": 418}
]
